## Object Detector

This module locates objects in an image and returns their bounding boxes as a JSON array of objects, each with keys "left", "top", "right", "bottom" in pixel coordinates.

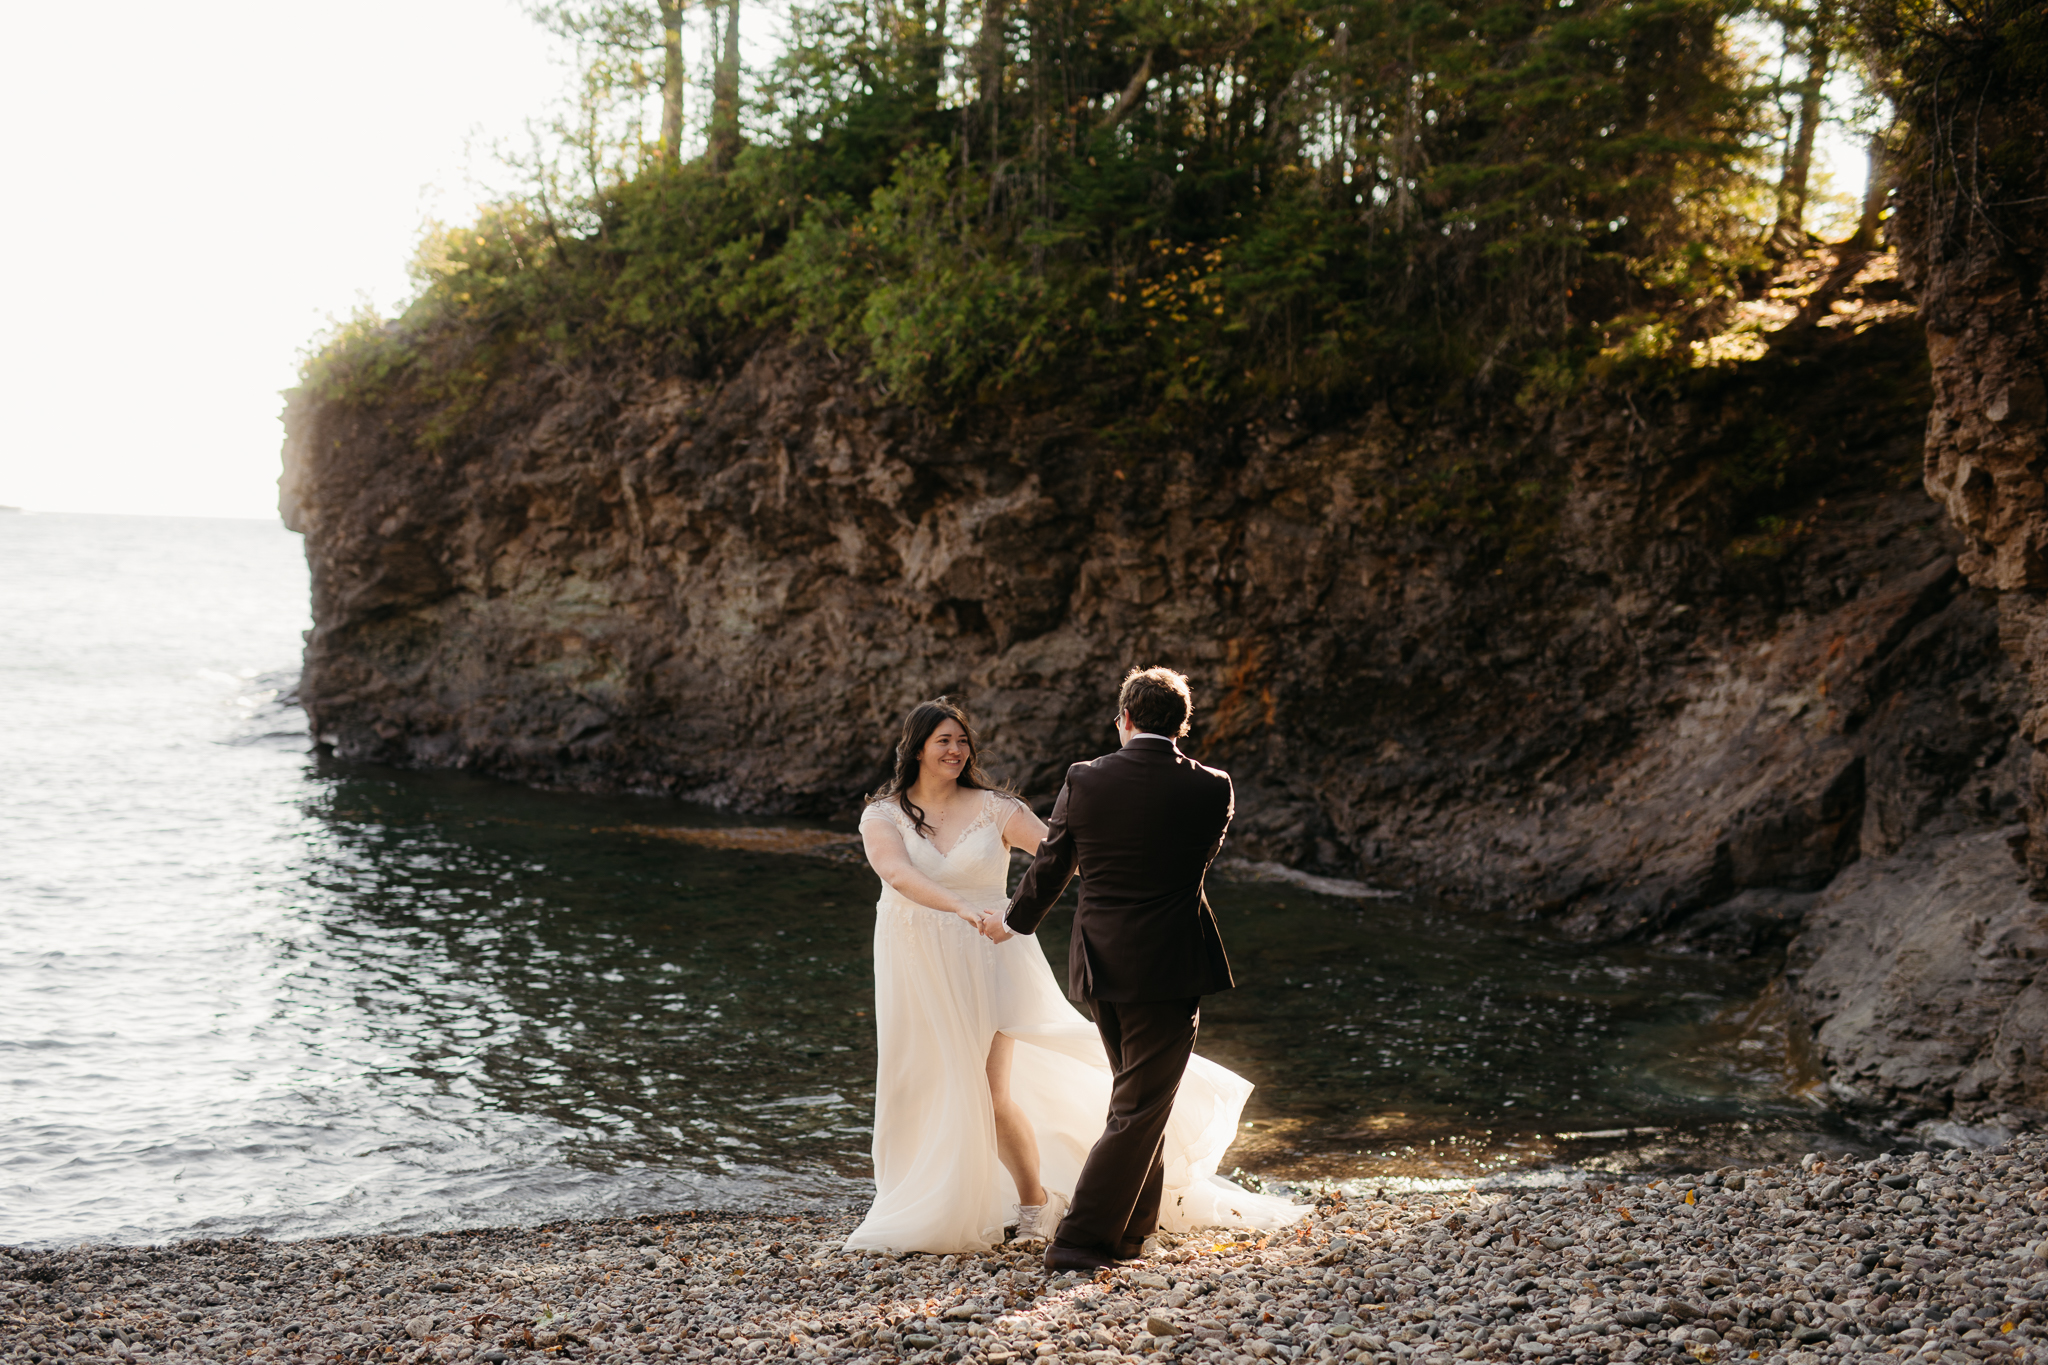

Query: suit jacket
[{"left": 1003, "top": 737, "right": 1235, "bottom": 1003}]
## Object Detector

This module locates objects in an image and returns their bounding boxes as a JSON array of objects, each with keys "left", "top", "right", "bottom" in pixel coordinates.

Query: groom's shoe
[{"left": 1044, "top": 1241, "right": 1118, "bottom": 1274}]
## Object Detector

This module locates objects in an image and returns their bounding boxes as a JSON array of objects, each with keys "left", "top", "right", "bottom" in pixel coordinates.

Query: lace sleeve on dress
[
  {"left": 859, "top": 800, "right": 904, "bottom": 833},
  {"left": 994, "top": 793, "right": 1030, "bottom": 844}
]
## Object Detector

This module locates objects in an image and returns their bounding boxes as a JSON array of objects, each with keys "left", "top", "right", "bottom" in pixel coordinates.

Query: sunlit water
[{"left": 0, "top": 514, "right": 1862, "bottom": 1249}]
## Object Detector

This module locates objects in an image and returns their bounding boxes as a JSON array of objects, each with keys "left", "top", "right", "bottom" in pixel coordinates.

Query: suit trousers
[{"left": 1054, "top": 995, "right": 1201, "bottom": 1257}]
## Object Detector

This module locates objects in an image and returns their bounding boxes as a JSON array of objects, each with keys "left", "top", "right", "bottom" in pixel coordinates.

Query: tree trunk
[
  {"left": 659, "top": 2, "right": 684, "bottom": 162},
  {"left": 905, "top": 0, "right": 947, "bottom": 109},
  {"left": 1394, "top": 52, "right": 1419, "bottom": 232},
  {"left": 1845, "top": 130, "right": 1887, "bottom": 248},
  {"left": 1775, "top": 20, "right": 1832, "bottom": 247},
  {"left": 970, "top": 0, "right": 1004, "bottom": 165},
  {"left": 709, "top": 0, "right": 741, "bottom": 172}
]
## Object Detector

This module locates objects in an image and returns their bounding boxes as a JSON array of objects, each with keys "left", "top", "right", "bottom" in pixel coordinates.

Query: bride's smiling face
[{"left": 918, "top": 720, "right": 973, "bottom": 785}]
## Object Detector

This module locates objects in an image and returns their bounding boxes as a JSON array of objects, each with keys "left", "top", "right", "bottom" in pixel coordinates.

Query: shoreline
[{"left": 6, "top": 1139, "right": 2044, "bottom": 1365}]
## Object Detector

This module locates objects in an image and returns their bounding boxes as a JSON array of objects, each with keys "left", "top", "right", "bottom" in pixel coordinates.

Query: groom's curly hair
[
  {"left": 1119, "top": 666, "right": 1194, "bottom": 738},
  {"left": 874, "top": 697, "right": 1013, "bottom": 837}
]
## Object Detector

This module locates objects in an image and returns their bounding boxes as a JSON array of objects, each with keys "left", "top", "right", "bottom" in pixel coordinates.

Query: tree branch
[{"left": 1105, "top": 48, "right": 1161, "bottom": 129}]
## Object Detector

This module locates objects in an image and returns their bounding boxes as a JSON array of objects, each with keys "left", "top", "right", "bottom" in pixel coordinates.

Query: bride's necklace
[{"left": 917, "top": 784, "right": 966, "bottom": 830}]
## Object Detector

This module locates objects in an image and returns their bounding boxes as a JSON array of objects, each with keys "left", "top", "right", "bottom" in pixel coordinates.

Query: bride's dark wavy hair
[{"left": 872, "top": 697, "right": 1011, "bottom": 837}]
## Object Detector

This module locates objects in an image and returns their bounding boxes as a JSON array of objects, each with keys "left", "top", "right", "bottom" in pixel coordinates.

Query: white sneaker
[{"left": 1015, "top": 1190, "right": 1069, "bottom": 1243}]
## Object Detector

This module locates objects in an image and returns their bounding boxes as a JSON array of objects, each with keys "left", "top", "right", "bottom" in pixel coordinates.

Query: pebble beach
[{"left": 7, "top": 1138, "right": 2046, "bottom": 1365}]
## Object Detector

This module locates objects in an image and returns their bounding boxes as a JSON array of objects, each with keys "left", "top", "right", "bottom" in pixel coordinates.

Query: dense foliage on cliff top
[
  {"left": 1857, "top": 0, "right": 2048, "bottom": 247},
  {"left": 307, "top": 0, "right": 1881, "bottom": 426}
]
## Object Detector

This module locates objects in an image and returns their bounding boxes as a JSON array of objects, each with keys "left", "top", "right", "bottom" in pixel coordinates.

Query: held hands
[{"left": 946, "top": 899, "right": 1013, "bottom": 942}]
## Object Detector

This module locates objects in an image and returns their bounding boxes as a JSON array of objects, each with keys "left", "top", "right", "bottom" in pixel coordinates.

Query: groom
[{"left": 1002, "top": 665, "right": 1236, "bottom": 1272}]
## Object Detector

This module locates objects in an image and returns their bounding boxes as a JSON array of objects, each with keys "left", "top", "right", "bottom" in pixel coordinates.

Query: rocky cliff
[
  {"left": 1770, "top": 14, "right": 2048, "bottom": 1146},
  {"left": 283, "top": 238, "right": 2048, "bottom": 1139}
]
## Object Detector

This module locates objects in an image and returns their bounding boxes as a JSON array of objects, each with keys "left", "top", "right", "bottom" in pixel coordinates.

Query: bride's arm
[
  {"left": 860, "top": 820, "right": 983, "bottom": 924},
  {"left": 1000, "top": 798, "right": 1049, "bottom": 855}
]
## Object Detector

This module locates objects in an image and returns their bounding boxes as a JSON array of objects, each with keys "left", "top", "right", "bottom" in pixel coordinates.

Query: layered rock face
[
  {"left": 1770, "top": 46, "right": 2048, "bottom": 1142},
  {"left": 1895, "top": 83, "right": 2048, "bottom": 885},
  {"left": 285, "top": 270, "right": 2038, "bottom": 1133}
]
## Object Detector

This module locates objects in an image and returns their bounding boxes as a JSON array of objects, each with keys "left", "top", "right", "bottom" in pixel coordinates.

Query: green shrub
[{"left": 306, "top": 0, "right": 1785, "bottom": 427}]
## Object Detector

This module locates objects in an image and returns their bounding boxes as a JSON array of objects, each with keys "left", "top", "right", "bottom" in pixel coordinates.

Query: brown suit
[{"left": 1004, "top": 736, "right": 1235, "bottom": 1256}]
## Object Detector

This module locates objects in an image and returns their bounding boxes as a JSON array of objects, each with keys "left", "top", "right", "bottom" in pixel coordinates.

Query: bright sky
[
  {"left": 0, "top": 1, "right": 565, "bottom": 519},
  {"left": 0, "top": 5, "right": 1868, "bottom": 522}
]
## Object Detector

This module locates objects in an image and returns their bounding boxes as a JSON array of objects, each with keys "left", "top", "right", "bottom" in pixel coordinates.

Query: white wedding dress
[{"left": 845, "top": 789, "right": 1304, "bottom": 1254}]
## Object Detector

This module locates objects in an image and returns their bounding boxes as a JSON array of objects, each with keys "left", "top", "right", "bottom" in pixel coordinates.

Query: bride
[{"left": 845, "top": 697, "right": 1302, "bottom": 1255}]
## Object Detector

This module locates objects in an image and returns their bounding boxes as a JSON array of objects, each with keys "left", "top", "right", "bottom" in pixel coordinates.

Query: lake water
[{"left": 0, "top": 514, "right": 1867, "bottom": 1249}]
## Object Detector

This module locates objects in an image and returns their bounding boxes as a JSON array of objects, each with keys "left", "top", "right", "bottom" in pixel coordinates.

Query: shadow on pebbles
[{"left": 6, "top": 1138, "right": 2048, "bottom": 1365}]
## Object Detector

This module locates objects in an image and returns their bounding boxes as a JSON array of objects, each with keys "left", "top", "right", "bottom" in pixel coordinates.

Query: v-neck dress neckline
[{"left": 919, "top": 788, "right": 999, "bottom": 859}]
